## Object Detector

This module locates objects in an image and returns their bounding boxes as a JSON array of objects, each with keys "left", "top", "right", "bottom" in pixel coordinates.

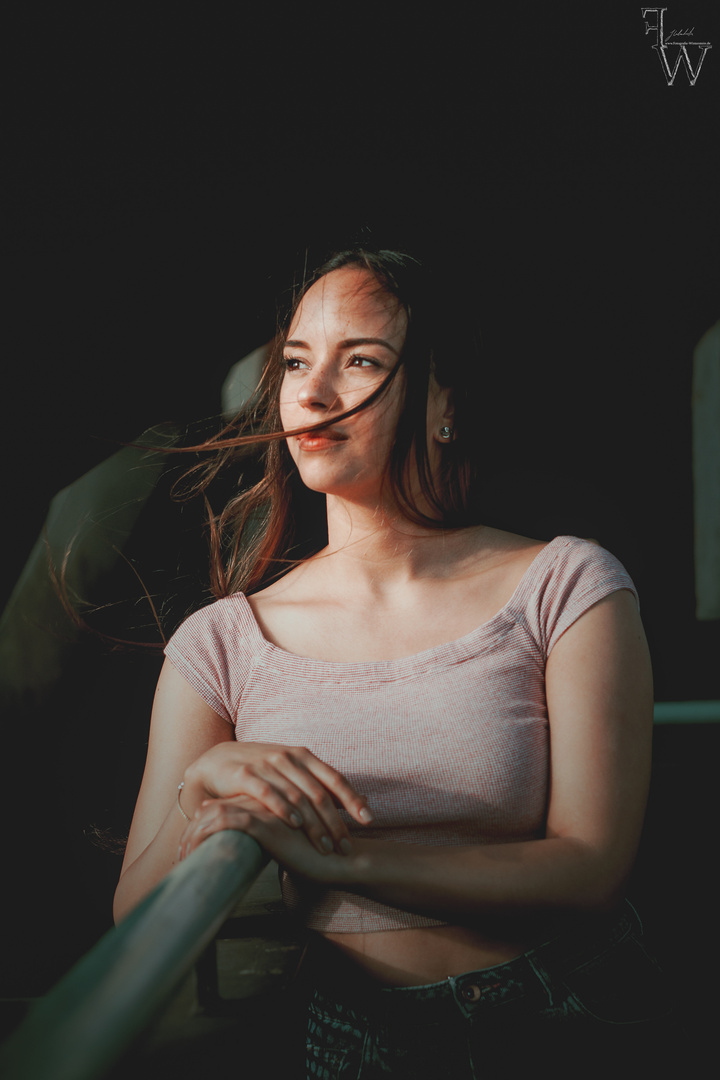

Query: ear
[{"left": 429, "top": 381, "right": 455, "bottom": 444}]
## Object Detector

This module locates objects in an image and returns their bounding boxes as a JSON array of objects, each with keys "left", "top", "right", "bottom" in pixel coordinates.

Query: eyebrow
[{"left": 284, "top": 337, "right": 400, "bottom": 356}]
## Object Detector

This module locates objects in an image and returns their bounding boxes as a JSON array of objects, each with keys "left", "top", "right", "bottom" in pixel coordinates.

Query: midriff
[{"left": 318, "top": 923, "right": 537, "bottom": 987}]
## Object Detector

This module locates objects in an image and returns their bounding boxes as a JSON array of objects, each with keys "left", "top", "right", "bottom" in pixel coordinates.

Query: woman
[{"left": 114, "top": 249, "right": 673, "bottom": 1077}]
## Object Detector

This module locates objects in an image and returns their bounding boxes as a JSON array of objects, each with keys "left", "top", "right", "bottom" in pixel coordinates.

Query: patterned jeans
[{"left": 304, "top": 903, "right": 683, "bottom": 1079}]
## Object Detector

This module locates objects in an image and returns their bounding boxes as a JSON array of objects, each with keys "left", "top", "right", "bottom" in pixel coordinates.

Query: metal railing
[
  {"left": 0, "top": 831, "right": 268, "bottom": 1080},
  {"left": 653, "top": 700, "right": 720, "bottom": 723},
  {"left": 2, "top": 701, "right": 718, "bottom": 1078}
]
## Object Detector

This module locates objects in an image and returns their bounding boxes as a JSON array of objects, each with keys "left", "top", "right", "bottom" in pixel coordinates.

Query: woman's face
[{"left": 279, "top": 266, "right": 411, "bottom": 504}]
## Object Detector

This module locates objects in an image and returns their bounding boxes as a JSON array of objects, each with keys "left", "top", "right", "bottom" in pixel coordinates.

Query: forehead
[{"left": 288, "top": 267, "right": 407, "bottom": 343}]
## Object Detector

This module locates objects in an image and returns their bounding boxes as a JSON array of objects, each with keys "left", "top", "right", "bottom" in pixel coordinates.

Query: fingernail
[
  {"left": 177, "top": 847, "right": 183, "bottom": 861},
  {"left": 359, "top": 807, "right": 373, "bottom": 823},
  {"left": 290, "top": 812, "right": 303, "bottom": 827},
  {"left": 340, "top": 838, "right": 352, "bottom": 855},
  {"left": 320, "top": 835, "right": 333, "bottom": 853}
]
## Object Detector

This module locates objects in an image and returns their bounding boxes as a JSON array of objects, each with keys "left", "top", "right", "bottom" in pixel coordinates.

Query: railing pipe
[
  {"left": 653, "top": 700, "right": 720, "bottom": 723},
  {"left": 2, "top": 702, "right": 718, "bottom": 1078},
  {"left": 0, "top": 830, "right": 268, "bottom": 1080}
]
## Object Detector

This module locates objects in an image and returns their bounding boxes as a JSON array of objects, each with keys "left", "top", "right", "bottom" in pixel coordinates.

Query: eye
[
  {"left": 348, "top": 355, "right": 380, "bottom": 368},
  {"left": 282, "top": 356, "right": 308, "bottom": 371}
]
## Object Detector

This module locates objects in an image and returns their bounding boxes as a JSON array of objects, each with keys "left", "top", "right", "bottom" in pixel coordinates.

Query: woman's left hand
[{"left": 178, "top": 795, "right": 354, "bottom": 884}]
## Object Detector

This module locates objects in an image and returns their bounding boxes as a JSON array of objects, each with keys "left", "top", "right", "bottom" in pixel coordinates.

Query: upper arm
[
  {"left": 121, "top": 657, "right": 235, "bottom": 872},
  {"left": 544, "top": 588, "right": 653, "bottom": 898}
]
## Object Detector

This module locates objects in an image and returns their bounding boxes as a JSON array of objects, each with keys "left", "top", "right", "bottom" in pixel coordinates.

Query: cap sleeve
[
  {"left": 164, "top": 597, "right": 251, "bottom": 724},
  {"left": 533, "top": 538, "right": 639, "bottom": 658}
]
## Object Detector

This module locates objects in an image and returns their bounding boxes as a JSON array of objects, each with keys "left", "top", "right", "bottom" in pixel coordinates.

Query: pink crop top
[{"left": 164, "top": 535, "right": 638, "bottom": 932}]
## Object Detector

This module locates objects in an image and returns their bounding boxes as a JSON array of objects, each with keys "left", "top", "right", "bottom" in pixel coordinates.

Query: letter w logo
[
  {"left": 654, "top": 42, "right": 712, "bottom": 85},
  {"left": 641, "top": 8, "right": 712, "bottom": 85}
]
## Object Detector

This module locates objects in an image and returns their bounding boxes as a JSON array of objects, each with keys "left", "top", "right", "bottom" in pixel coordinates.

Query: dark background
[
  {"left": 2, "top": 0, "right": 718, "bottom": 1041},
  {"left": 4, "top": 3, "right": 719, "bottom": 696}
]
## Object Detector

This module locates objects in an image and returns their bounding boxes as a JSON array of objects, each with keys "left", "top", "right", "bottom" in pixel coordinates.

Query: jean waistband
[{"left": 305, "top": 901, "right": 640, "bottom": 1022}]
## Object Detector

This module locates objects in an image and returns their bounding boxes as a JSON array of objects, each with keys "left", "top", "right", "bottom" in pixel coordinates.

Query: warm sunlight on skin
[
  {"left": 113, "top": 253, "right": 661, "bottom": 1060},
  {"left": 279, "top": 268, "right": 409, "bottom": 505}
]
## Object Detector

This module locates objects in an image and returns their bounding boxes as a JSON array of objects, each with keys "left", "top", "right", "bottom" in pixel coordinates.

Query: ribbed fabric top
[{"left": 164, "top": 536, "right": 637, "bottom": 932}]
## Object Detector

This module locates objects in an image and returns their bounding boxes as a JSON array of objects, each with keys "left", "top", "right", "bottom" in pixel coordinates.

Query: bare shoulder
[
  {"left": 462, "top": 526, "right": 548, "bottom": 578},
  {"left": 248, "top": 556, "right": 323, "bottom": 611},
  {"left": 470, "top": 525, "right": 545, "bottom": 555}
]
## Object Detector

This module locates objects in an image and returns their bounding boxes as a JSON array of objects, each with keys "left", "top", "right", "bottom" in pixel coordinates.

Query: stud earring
[{"left": 439, "top": 425, "right": 453, "bottom": 440}]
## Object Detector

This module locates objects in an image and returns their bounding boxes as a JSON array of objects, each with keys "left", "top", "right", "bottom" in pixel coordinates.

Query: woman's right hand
[{"left": 182, "top": 742, "right": 373, "bottom": 855}]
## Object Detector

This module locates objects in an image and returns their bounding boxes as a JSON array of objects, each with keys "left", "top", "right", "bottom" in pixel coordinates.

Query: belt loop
[{"left": 525, "top": 955, "right": 557, "bottom": 1009}]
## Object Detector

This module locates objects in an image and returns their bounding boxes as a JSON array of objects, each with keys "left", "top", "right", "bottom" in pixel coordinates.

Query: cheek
[
  {"left": 377, "top": 388, "right": 406, "bottom": 440},
  {"left": 278, "top": 380, "right": 295, "bottom": 430},
  {"left": 352, "top": 405, "right": 402, "bottom": 464}
]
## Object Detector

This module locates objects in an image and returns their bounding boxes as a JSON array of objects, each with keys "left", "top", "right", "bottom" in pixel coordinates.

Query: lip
[{"left": 295, "top": 428, "right": 348, "bottom": 450}]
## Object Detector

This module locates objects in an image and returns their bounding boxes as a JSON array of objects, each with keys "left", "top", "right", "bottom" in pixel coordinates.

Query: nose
[{"left": 296, "top": 364, "right": 339, "bottom": 412}]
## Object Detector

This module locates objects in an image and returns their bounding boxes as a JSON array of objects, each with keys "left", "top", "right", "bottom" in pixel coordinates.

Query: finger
[
  {"left": 290, "top": 750, "right": 374, "bottom": 826},
  {"left": 197, "top": 757, "right": 341, "bottom": 854},
  {"left": 222, "top": 765, "right": 309, "bottom": 831},
  {"left": 179, "top": 801, "right": 253, "bottom": 860},
  {"left": 178, "top": 802, "right": 221, "bottom": 859},
  {"left": 270, "top": 757, "right": 360, "bottom": 854},
  {"left": 224, "top": 764, "right": 338, "bottom": 853}
]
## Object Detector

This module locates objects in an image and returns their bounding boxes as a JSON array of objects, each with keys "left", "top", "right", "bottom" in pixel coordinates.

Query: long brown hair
[{"left": 179, "top": 247, "right": 484, "bottom": 597}]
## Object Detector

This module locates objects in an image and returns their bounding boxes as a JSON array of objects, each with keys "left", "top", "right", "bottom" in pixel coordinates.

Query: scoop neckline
[{"left": 231, "top": 535, "right": 575, "bottom": 671}]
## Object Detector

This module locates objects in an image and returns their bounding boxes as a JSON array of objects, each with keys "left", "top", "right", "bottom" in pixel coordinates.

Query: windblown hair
[{"left": 179, "top": 247, "right": 484, "bottom": 598}]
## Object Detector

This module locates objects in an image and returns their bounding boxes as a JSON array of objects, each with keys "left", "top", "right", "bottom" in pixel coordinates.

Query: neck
[{"left": 320, "top": 494, "right": 464, "bottom": 588}]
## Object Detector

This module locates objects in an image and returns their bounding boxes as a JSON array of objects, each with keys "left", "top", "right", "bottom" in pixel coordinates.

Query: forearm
[
  {"left": 114, "top": 752, "right": 234, "bottom": 922},
  {"left": 332, "top": 836, "right": 628, "bottom": 922},
  {"left": 115, "top": 765, "right": 275, "bottom": 921},
  {"left": 113, "top": 800, "right": 188, "bottom": 923}
]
